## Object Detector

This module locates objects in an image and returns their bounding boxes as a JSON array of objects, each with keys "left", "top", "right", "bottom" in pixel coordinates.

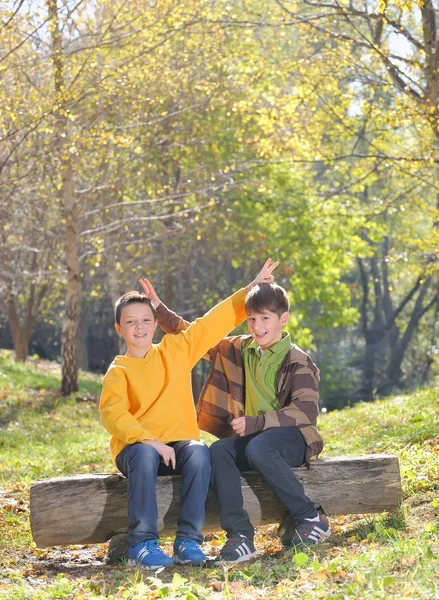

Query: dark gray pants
[
  {"left": 116, "top": 440, "right": 211, "bottom": 546},
  {"left": 210, "top": 426, "right": 317, "bottom": 541}
]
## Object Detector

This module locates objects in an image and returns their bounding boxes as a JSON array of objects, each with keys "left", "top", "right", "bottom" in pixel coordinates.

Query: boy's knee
[
  {"left": 209, "top": 438, "right": 232, "bottom": 461},
  {"left": 186, "top": 441, "right": 211, "bottom": 468},
  {"left": 244, "top": 436, "right": 266, "bottom": 466},
  {"left": 129, "top": 443, "right": 160, "bottom": 471}
]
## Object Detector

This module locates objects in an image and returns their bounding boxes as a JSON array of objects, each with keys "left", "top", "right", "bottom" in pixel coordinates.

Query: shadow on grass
[
  {"left": 0, "top": 404, "right": 19, "bottom": 428},
  {"left": 345, "top": 508, "right": 407, "bottom": 544}
]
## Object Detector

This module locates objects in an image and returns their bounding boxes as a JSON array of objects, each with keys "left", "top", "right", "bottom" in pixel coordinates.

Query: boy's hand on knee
[
  {"left": 143, "top": 440, "right": 176, "bottom": 469},
  {"left": 231, "top": 417, "right": 246, "bottom": 436},
  {"left": 231, "top": 416, "right": 264, "bottom": 436}
]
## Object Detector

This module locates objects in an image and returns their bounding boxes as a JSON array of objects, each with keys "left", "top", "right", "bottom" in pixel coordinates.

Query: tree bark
[
  {"left": 357, "top": 256, "right": 387, "bottom": 401},
  {"left": 61, "top": 162, "right": 80, "bottom": 395},
  {"left": 47, "top": 0, "right": 81, "bottom": 395},
  {"left": 30, "top": 454, "right": 402, "bottom": 549},
  {"left": 5, "top": 257, "right": 47, "bottom": 362}
]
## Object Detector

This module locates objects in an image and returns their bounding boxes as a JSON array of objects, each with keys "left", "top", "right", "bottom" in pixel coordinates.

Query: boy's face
[
  {"left": 246, "top": 309, "right": 289, "bottom": 350},
  {"left": 115, "top": 302, "right": 158, "bottom": 357}
]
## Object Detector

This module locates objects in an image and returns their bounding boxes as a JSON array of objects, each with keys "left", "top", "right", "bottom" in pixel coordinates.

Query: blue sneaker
[
  {"left": 173, "top": 538, "right": 206, "bottom": 565},
  {"left": 127, "top": 539, "right": 173, "bottom": 570}
]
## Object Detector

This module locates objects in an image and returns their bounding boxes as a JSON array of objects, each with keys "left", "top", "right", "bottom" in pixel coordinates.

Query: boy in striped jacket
[{"left": 144, "top": 268, "right": 330, "bottom": 564}]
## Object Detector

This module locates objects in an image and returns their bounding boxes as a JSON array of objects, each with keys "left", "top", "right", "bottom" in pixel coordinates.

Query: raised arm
[
  {"left": 139, "top": 258, "right": 280, "bottom": 337},
  {"left": 139, "top": 278, "right": 190, "bottom": 334},
  {"left": 171, "top": 259, "right": 280, "bottom": 366}
]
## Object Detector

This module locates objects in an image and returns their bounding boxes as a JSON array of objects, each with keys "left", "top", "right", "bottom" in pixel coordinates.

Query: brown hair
[
  {"left": 245, "top": 283, "right": 290, "bottom": 317},
  {"left": 114, "top": 291, "right": 156, "bottom": 325}
]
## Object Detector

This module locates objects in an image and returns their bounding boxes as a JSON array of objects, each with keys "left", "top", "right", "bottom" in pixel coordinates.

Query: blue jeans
[
  {"left": 210, "top": 427, "right": 317, "bottom": 541},
  {"left": 116, "top": 441, "right": 211, "bottom": 546}
]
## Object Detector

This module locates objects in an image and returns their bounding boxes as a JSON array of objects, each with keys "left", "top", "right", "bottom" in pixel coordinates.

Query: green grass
[
  {"left": 320, "top": 389, "right": 439, "bottom": 499},
  {"left": 0, "top": 350, "right": 110, "bottom": 484},
  {"left": 0, "top": 349, "right": 438, "bottom": 599}
]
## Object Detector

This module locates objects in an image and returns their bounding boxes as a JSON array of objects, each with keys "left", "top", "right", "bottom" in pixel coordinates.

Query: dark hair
[
  {"left": 114, "top": 291, "right": 156, "bottom": 325},
  {"left": 245, "top": 283, "right": 290, "bottom": 317}
]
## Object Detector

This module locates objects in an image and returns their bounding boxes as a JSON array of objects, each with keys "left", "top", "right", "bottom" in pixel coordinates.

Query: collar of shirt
[{"left": 247, "top": 331, "right": 291, "bottom": 356}]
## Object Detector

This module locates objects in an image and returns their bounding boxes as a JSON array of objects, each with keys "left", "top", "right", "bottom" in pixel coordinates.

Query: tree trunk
[
  {"left": 6, "top": 277, "right": 40, "bottom": 362},
  {"left": 47, "top": 0, "right": 81, "bottom": 395},
  {"left": 386, "top": 279, "right": 434, "bottom": 389},
  {"left": 357, "top": 256, "right": 387, "bottom": 401},
  {"left": 78, "top": 302, "right": 89, "bottom": 371},
  {"left": 61, "top": 161, "right": 80, "bottom": 395},
  {"left": 7, "top": 290, "right": 29, "bottom": 362}
]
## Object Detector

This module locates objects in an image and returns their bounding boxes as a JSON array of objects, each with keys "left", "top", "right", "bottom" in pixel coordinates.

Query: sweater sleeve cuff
[
  {"left": 245, "top": 415, "right": 265, "bottom": 435},
  {"left": 232, "top": 288, "right": 247, "bottom": 326}
]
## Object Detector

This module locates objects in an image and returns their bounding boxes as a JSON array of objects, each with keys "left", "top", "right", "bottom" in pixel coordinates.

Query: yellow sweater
[{"left": 100, "top": 289, "right": 246, "bottom": 464}]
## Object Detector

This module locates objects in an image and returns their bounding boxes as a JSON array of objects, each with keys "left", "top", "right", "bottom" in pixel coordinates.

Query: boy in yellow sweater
[{"left": 99, "top": 260, "right": 278, "bottom": 570}]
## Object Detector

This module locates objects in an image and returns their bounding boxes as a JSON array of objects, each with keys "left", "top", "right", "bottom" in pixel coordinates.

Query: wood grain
[{"left": 30, "top": 454, "right": 402, "bottom": 548}]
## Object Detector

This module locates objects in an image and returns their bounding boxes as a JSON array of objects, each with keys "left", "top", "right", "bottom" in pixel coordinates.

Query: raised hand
[
  {"left": 139, "top": 278, "right": 161, "bottom": 309},
  {"left": 255, "top": 258, "right": 279, "bottom": 284},
  {"left": 245, "top": 258, "right": 280, "bottom": 292}
]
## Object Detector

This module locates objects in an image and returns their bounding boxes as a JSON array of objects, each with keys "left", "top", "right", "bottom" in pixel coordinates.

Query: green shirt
[{"left": 243, "top": 331, "right": 291, "bottom": 417}]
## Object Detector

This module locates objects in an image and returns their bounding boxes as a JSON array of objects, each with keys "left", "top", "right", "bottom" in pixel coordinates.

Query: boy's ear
[
  {"left": 114, "top": 323, "right": 122, "bottom": 336},
  {"left": 280, "top": 311, "right": 290, "bottom": 326}
]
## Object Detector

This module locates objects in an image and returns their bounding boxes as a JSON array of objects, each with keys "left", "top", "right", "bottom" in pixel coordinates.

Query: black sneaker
[
  {"left": 214, "top": 534, "right": 257, "bottom": 564},
  {"left": 289, "top": 514, "right": 331, "bottom": 547}
]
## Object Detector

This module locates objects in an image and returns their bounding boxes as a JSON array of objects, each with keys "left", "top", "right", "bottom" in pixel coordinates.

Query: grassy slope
[{"left": 0, "top": 349, "right": 438, "bottom": 600}]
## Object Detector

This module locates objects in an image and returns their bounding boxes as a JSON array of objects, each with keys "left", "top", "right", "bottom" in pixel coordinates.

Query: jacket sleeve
[
  {"left": 100, "top": 369, "right": 155, "bottom": 443},
  {"left": 243, "top": 361, "right": 320, "bottom": 435},
  {"left": 155, "top": 302, "right": 191, "bottom": 334},
  {"left": 164, "top": 289, "right": 247, "bottom": 367}
]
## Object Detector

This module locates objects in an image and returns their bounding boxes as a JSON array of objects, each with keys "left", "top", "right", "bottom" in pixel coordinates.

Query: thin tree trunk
[
  {"left": 5, "top": 263, "right": 46, "bottom": 362},
  {"left": 386, "top": 279, "right": 433, "bottom": 387},
  {"left": 61, "top": 162, "right": 80, "bottom": 395},
  {"left": 357, "top": 256, "right": 387, "bottom": 401},
  {"left": 47, "top": 0, "right": 80, "bottom": 395},
  {"left": 7, "top": 289, "right": 28, "bottom": 361}
]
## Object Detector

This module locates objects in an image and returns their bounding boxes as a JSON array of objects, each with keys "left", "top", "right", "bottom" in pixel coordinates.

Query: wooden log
[{"left": 30, "top": 454, "right": 401, "bottom": 549}]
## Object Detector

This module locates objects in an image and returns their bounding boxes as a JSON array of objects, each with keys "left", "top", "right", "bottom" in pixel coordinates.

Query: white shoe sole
[
  {"left": 127, "top": 558, "right": 172, "bottom": 570},
  {"left": 313, "top": 528, "right": 332, "bottom": 543},
  {"left": 213, "top": 551, "right": 257, "bottom": 565},
  {"left": 292, "top": 528, "right": 332, "bottom": 546},
  {"left": 173, "top": 556, "right": 206, "bottom": 566}
]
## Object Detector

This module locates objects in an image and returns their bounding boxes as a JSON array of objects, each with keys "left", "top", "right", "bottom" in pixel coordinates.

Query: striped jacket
[{"left": 156, "top": 303, "right": 324, "bottom": 463}]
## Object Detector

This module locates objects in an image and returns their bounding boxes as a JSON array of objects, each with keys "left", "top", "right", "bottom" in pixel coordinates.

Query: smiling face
[
  {"left": 246, "top": 309, "right": 289, "bottom": 350},
  {"left": 115, "top": 302, "right": 158, "bottom": 357}
]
